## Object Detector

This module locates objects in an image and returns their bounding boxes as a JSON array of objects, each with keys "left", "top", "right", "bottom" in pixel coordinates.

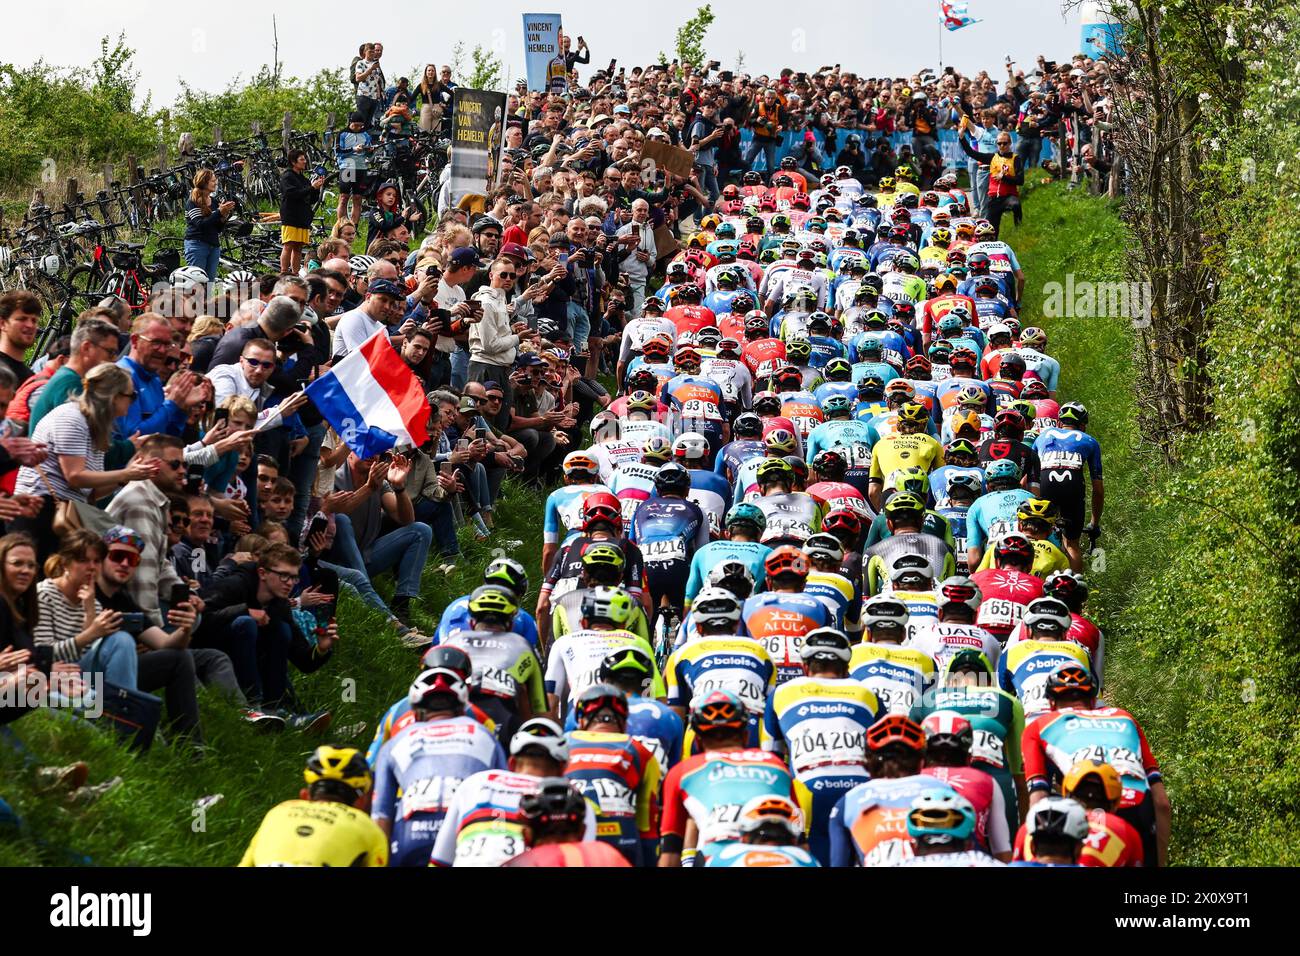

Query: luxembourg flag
[
  {"left": 941, "top": 0, "right": 982, "bottom": 30},
  {"left": 305, "top": 330, "right": 430, "bottom": 459}
]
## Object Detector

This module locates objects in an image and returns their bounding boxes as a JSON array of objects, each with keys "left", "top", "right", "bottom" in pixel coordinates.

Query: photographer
[
  {"left": 279, "top": 150, "right": 327, "bottom": 276},
  {"left": 184, "top": 169, "right": 236, "bottom": 281}
]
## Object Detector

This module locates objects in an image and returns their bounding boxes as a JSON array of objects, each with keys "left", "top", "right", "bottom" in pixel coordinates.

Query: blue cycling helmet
[
  {"left": 906, "top": 789, "right": 976, "bottom": 844},
  {"left": 984, "top": 459, "right": 1022, "bottom": 483},
  {"left": 821, "top": 394, "right": 852, "bottom": 416},
  {"left": 725, "top": 502, "right": 767, "bottom": 532}
]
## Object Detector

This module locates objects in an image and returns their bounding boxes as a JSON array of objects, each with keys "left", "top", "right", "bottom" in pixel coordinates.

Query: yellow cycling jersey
[
  {"left": 761, "top": 677, "right": 880, "bottom": 776},
  {"left": 848, "top": 642, "right": 937, "bottom": 714},
  {"left": 975, "top": 537, "right": 1071, "bottom": 578},
  {"left": 918, "top": 245, "right": 949, "bottom": 264},
  {"left": 870, "top": 433, "right": 945, "bottom": 482},
  {"left": 238, "top": 800, "right": 388, "bottom": 867},
  {"left": 998, "top": 638, "right": 1092, "bottom": 717}
]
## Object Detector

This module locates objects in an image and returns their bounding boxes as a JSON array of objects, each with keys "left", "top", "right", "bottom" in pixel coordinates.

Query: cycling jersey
[
  {"left": 864, "top": 509, "right": 956, "bottom": 549},
  {"left": 970, "top": 567, "right": 1045, "bottom": 638},
  {"left": 863, "top": 531, "right": 956, "bottom": 595},
  {"left": 974, "top": 536, "right": 1070, "bottom": 578},
  {"left": 848, "top": 642, "right": 937, "bottom": 715},
  {"left": 755, "top": 491, "right": 823, "bottom": 543},
  {"left": 965, "top": 489, "right": 1035, "bottom": 555},
  {"left": 660, "top": 748, "right": 811, "bottom": 864},
  {"left": 550, "top": 586, "right": 651, "bottom": 643},
  {"left": 545, "top": 627, "right": 665, "bottom": 714},
  {"left": 906, "top": 621, "right": 1001, "bottom": 673},
  {"left": 1008, "top": 612, "right": 1105, "bottom": 682},
  {"left": 869, "top": 432, "right": 944, "bottom": 483},
  {"left": 503, "top": 840, "right": 634, "bottom": 867},
  {"left": 684, "top": 468, "right": 733, "bottom": 537},
  {"left": 998, "top": 639, "right": 1093, "bottom": 718},
  {"left": 630, "top": 496, "right": 710, "bottom": 608},
  {"left": 683, "top": 540, "right": 772, "bottom": 606},
  {"left": 713, "top": 438, "right": 765, "bottom": 487},
  {"left": 661, "top": 374, "right": 726, "bottom": 439},
  {"left": 440, "top": 629, "right": 547, "bottom": 740},
  {"left": 665, "top": 636, "right": 776, "bottom": 741},
  {"left": 921, "top": 764, "right": 1011, "bottom": 856},
  {"left": 704, "top": 843, "right": 820, "bottom": 867},
  {"left": 1014, "top": 807, "right": 1143, "bottom": 867},
  {"left": 928, "top": 464, "right": 986, "bottom": 508},
  {"left": 813, "top": 382, "right": 860, "bottom": 408},
  {"left": 366, "top": 696, "right": 498, "bottom": 765},
  {"left": 239, "top": 800, "right": 388, "bottom": 867},
  {"left": 543, "top": 482, "right": 611, "bottom": 547},
  {"left": 805, "top": 418, "right": 874, "bottom": 467},
  {"left": 609, "top": 462, "right": 661, "bottom": 526},
  {"left": 742, "top": 338, "right": 788, "bottom": 381},
  {"left": 921, "top": 293, "right": 979, "bottom": 340},
  {"left": 1022, "top": 706, "right": 1162, "bottom": 807},
  {"left": 1016, "top": 347, "right": 1060, "bottom": 392},
  {"left": 804, "top": 569, "right": 860, "bottom": 631},
  {"left": 805, "top": 481, "right": 872, "bottom": 522},
  {"left": 780, "top": 392, "right": 825, "bottom": 439},
  {"left": 828, "top": 775, "right": 958, "bottom": 867},
  {"left": 699, "top": 357, "right": 754, "bottom": 411},
  {"left": 372, "top": 716, "right": 507, "bottom": 866},
  {"left": 564, "top": 730, "right": 660, "bottom": 865},
  {"left": 618, "top": 317, "right": 677, "bottom": 368},
  {"left": 432, "top": 595, "right": 539, "bottom": 649},
  {"left": 742, "top": 591, "right": 832, "bottom": 684},
  {"left": 1034, "top": 427, "right": 1103, "bottom": 481},
  {"left": 542, "top": 534, "right": 647, "bottom": 602},
  {"left": 894, "top": 849, "right": 1004, "bottom": 867},
  {"left": 978, "top": 433, "right": 1041, "bottom": 483},
  {"left": 430, "top": 769, "right": 596, "bottom": 867},
  {"left": 664, "top": 304, "right": 719, "bottom": 338}
]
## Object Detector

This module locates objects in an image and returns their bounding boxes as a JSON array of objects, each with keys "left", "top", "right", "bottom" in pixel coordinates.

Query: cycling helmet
[
  {"left": 1017, "top": 498, "right": 1059, "bottom": 523},
  {"left": 949, "top": 410, "right": 983, "bottom": 437},
  {"left": 820, "top": 394, "right": 852, "bottom": 418},
  {"left": 626, "top": 390, "right": 657, "bottom": 417},
  {"left": 994, "top": 407, "right": 1027, "bottom": 434},
  {"left": 1009, "top": 400, "right": 1037, "bottom": 424},
  {"left": 737, "top": 794, "right": 804, "bottom": 841},
  {"left": 753, "top": 391, "right": 783, "bottom": 416},
  {"left": 705, "top": 560, "right": 757, "bottom": 599},
  {"left": 518, "top": 777, "right": 588, "bottom": 829},
  {"left": 561, "top": 451, "right": 600, "bottom": 479},
  {"left": 580, "top": 585, "right": 637, "bottom": 626},
  {"left": 883, "top": 491, "right": 926, "bottom": 515},
  {"left": 654, "top": 462, "right": 692, "bottom": 496},
  {"left": 1019, "top": 326, "right": 1047, "bottom": 350},
  {"left": 574, "top": 682, "right": 630, "bottom": 724},
  {"left": 642, "top": 435, "right": 673, "bottom": 464},
  {"left": 732, "top": 412, "right": 763, "bottom": 439},
  {"left": 791, "top": 193, "right": 812, "bottom": 211},
  {"left": 467, "top": 584, "right": 519, "bottom": 622},
  {"left": 509, "top": 718, "right": 570, "bottom": 762},
  {"left": 948, "top": 346, "right": 979, "bottom": 368},
  {"left": 483, "top": 556, "right": 528, "bottom": 597},
  {"left": 895, "top": 402, "right": 929, "bottom": 426},
  {"left": 974, "top": 222, "right": 997, "bottom": 241},
  {"left": 802, "top": 533, "right": 844, "bottom": 565},
  {"left": 692, "top": 586, "right": 743, "bottom": 628},
  {"left": 859, "top": 375, "right": 886, "bottom": 396},
  {"left": 967, "top": 252, "right": 991, "bottom": 273},
  {"left": 885, "top": 379, "right": 916, "bottom": 401},
  {"left": 946, "top": 472, "right": 984, "bottom": 499},
  {"left": 772, "top": 174, "right": 794, "bottom": 188},
  {"left": 580, "top": 543, "right": 626, "bottom": 573},
  {"left": 421, "top": 644, "right": 473, "bottom": 678},
  {"left": 945, "top": 437, "right": 978, "bottom": 461},
  {"left": 725, "top": 502, "right": 767, "bottom": 533},
  {"left": 888, "top": 466, "right": 928, "bottom": 498},
  {"left": 984, "top": 458, "right": 1021, "bottom": 485},
  {"left": 1058, "top": 402, "right": 1089, "bottom": 428},
  {"left": 690, "top": 689, "right": 748, "bottom": 734},
  {"left": 937, "top": 575, "right": 982, "bottom": 613},
  {"left": 1023, "top": 597, "right": 1074, "bottom": 635},
  {"left": 993, "top": 532, "right": 1034, "bottom": 564},
  {"left": 1045, "top": 570, "right": 1089, "bottom": 605},
  {"left": 225, "top": 268, "right": 257, "bottom": 285},
  {"left": 799, "top": 626, "right": 852, "bottom": 664},
  {"left": 304, "top": 746, "right": 373, "bottom": 800},
  {"left": 348, "top": 254, "right": 378, "bottom": 276},
  {"left": 169, "top": 265, "right": 210, "bottom": 290},
  {"left": 642, "top": 295, "right": 667, "bottom": 314},
  {"left": 755, "top": 457, "right": 795, "bottom": 489},
  {"left": 1021, "top": 379, "right": 1050, "bottom": 399},
  {"left": 743, "top": 171, "right": 763, "bottom": 186},
  {"left": 812, "top": 449, "right": 847, "bottom": 481},
  {"left": 824, "top": 357, "right": 853, "bottom": 382},
  {"left": 907, "top": 789, "right": 976, "bottom": 843},
  {"left": 1026, "top": 796, "right": 1090, "bottom": 843},
  {"left": 599, "top": 646, "right": 656, "bottom": 694},
  {"left": 763, "top": 429, "right": 798, "bottom": 456},
  {"left": 745, "top": 312, "right": 771, "bottom": 338},
  {"left": 715, "top": 223, "right": 737, "bottom": 240},
  {"left": 581, "top": 492, "right": 624, "bottom": 533},
  {"left": 867, "top": 714, "right": 926, "bottom": 752},
  {"left": 785, "top": 338, "right": 811, "bottom": 362},
  {"left": 954, "top": 384, "right": 987, "bottom": 410},
  {"left": 862, "top": 595, "right": 910, "bottom": 631},
  {"left": 674, "top": 345, "right": 702, "bottom": 371},
  {"left": 718, "top": 337, "right": 743, "bottom": 356},
  {"left": 764, "top": 545, "right": 810, "bottom": 579},
  {"left": 821, "top": 507, "right": 863, "bottom": 540},
  {"left": 672, "top": 431, "right": 710, "bottom": 462},
  {"left": 921, "top": 710, "right": 974, "bottom": 754},
  {"left": 997, "top": 353, "right": 1027, "bottom": 379},
  {"left": 409, "top": 667, "right": 470, "bottom": 709},
  {"left": 905, "top": 355, "right": 932, "bottom": 377},
  {"left": 641, "top": 334, "right": 673, "bottom": 360},
  {"left": 1063, "top": 758, "right": 1123, "bottom": 806},
  {"left": 783, "top": 455, "right": 809, "bottom": 485},
  {"left": 729, "top": 290, "right": 756, "bottom": 312},
  {"left": 877, "top": 176, "right": 895, "bottom": 192},
  {"left": 625, "top": 366, "right": 660, "bottom": 394},
  {"left": 696, "top": 324, "right": 723, "bottom": 347},
  {"left": 770, "top": 213, "right": 792, "bottom": 231}
]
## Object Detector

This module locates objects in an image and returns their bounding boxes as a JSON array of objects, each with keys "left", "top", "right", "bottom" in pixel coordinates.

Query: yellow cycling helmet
[
  {"left": 304, "top": 746, "right": 372, "bottom": 799},
  {"left": 1063, "top": 758, "right": 1123, "bottom": 806},
  {"left": 1017, "top": 498, "right": 1059, "bottom": 522},
  {"left": 888, "top": 465, "right": 929, "bottom": 495},
  {"left": 884, "top": 491, "right": 926, "bottom": 514},
  {"left": 580, "top": 585, "right": 636, "bottom": 626},
  {"left": 467, "top": 584, "right": 519, "bottom": 620},
  {"left": 700, "top": 214, "right": 723, "bottom": 231},
  {"left": 581, "top": 542, "right": 627, "bottom": 571},
  {"left": 896, "top": 401, "right": 929, "bottom": 425},
  {"left": 687, "top": 232, "right": 711, "bottom": 249}
]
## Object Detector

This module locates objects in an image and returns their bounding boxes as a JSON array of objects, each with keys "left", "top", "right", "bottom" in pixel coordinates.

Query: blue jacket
[{"left": 114, "top": 356, "right": 188, "bottom": 440}]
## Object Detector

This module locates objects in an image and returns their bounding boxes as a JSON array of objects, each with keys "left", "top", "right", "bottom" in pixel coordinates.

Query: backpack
[{"left": 349, "top": 56, "right": 361, "bottom": 87}]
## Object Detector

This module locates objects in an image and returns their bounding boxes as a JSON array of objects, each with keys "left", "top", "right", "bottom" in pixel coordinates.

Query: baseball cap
[
  {"left": 613, "top": 104, "right": 631, "bottom": 115},
  {"left": 499, "top": 242, "right": 533, "bottom": 262},
  {"left": 449, "top": 247, "right": 483, "bottom": 268},
  {"left": 457, "top": 395, "right": 480, "bottom": 414},
  {"left": 367, "top": 278, "right": 405, "bottom": 299},
  {"left": 515, "top": 353, "right": 545, "bottom": 368}
]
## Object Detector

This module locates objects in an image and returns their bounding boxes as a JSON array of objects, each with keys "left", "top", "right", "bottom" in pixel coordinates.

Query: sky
[{"left": 1, "top": 1, "right": 1084, "bottom": 106}]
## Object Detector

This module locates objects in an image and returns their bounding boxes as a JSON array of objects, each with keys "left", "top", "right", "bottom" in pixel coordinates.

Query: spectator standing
[
  {"left": 279, "top": 150, "right": 327, "bottom": 276},
  {"left": 183, "top": 169, "right": 236, "bottom": 280}
]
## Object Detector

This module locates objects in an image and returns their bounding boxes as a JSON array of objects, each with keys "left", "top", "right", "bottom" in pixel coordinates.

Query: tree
[
  {"left": 468, "top": 45, "right": 504, "bottom": 91},
  {"left": 674, "top": 4, "right": 715, "bottom": 69}
]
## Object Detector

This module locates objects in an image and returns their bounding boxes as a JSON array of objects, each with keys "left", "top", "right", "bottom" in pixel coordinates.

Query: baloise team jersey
[
  {"left": 849, "top": 643, "right": 937, "bottom": 715},
  {"left": 997, "top": 638, "right": 1093, "bottom": 718},
  {"left": 431, "top": 769, "right": 597, "bottom": 867},
  {"left": 829, "top": 775, "right": 959, "bottom": 867},
  {"left": 666, "top": 636, "right": 777, "bottom": 720},
  {"left": 661, "top": 749, "right": 812, "bottom": 861},
  {"left": 804, "top": 570, "right": 860, "bottom": 631},
  {"left": 742, "top": 591, "right": 832, "bottom": 684},
  {"left": 761, "top": 676, "right": 879, "bottom": 777},
  {"left": 239, "top": 800, "right": 388, "bottom": 867},
  {"left": 1022, "top": 706, "right": 1162, "bottom": 808}
]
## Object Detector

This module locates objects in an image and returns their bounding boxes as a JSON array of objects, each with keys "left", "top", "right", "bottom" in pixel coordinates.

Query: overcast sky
[{"left": 2, "top": 1, "right": 1083, "bottom": 106}]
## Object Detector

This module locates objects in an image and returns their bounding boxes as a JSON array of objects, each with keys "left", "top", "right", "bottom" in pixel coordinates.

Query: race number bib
[
  {"left": 475, "top": 665, "right": 519, "bottom": 700},
  {"left": 680, "top": 398, "right": 723, "bottom": 421},
  {"left": 400, "top": 776, "right": 462, "bottom": 819},
  {"left": 455, "top": 822, "right": 527, "bottom": 867},
  {"left": 976, "top": 598, "right": 1022, "bottom": 631},
  {"left": 971, "top": 729, "right": 1007, "bottom": 769},
  {"left": 642, "top": 538, "right": 687, "bottom": 563}
]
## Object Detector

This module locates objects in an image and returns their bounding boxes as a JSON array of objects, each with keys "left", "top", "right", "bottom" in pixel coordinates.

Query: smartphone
[
  {"left": 308, "top": 513, "right": 328, "bottom": 540},
  {"left": 456, "top": 438, "right": 470, "bottom": 452},
  {"left": 558, "top": 253, "right": 569, "bottom": 267},
  {"left": 607, "top": 58, "right": 617, "bottom": 74},
  {"left": 184, "top": 463, "right": 206, "bottom": 495},
  {"left": 439, "top": 461, "right": 454, "bottom": 477},
  {"left": 120, "top": 612, "right": 147, "bottom": 636},
  {"left": 426, "top": 265, "right": 442, "bottom": 279},
  {"left": 476, "top": 427, "right": 489, "bottom": 442},
  {"left": 170, "top": 583, "right": 191, "bottom": 608},
  {"left": 32, "top": 644, "right": 53, "bottom": 676},
  {"left": 213, "top": 407, "right": 230, "bottom": 425}
]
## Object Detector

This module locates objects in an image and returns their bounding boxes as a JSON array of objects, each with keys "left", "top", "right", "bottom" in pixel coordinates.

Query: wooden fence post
[
  {"left": 282, "top": 111, "right": 293, "bottom": 151},
  {"left": 157, "top": 142, "right": 168, "bottom": 174},
  {"left": 66, "top": 178, "right": 79, "bottom": 206},
  {"left": 103, "top": 163, "right": 115, "bottom": 189},
  {"left": 127, "top": 155, "right": 143, "bottom": 223},
  {"left": 213, "top": 125, "right": 223, "bottom": 146},
  {"left": 325, "top": 112, "right": 336, "bottom": 152}
]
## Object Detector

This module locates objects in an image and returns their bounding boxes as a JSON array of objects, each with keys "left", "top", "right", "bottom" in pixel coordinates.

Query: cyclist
[
  {"left": 1026, "top": 569, "right": 1105, "bottom": 676},
  {"left": 441, "top": 585, "right": 547, "bottom": 741},
  {"left": 432, "top": 719, "right": 594, "bottom": 867},
  {"left": 1033, "top": 401, "right": 1103, "bottom": 572},
  {"left": 743, "top": 546, "right": 832, "bottom": 685},
  {"left": 433, "top": 557, "right": 538, "bottom": 648},
  {"left": 864, "top": 492, "right": 956, "bottom": 595},
  {"left": 1022, "top": 663, "right": 1169, "bottom": 866},
  {"left": 802, "top": 533, "right": 861, "bottom": 633},
  {"left": 660, "top": 347, "right": 727, "bottom": 454},
  {"left": 849, "top": 595, "right": 935, "bottom": 716},
  {"left": 538, "top": 497, "right": 649, "bottom": 635},
  {"left": 371, "top": 668, "right": 507, "bottom": 866},
  {"left": 970, "top": 533, "right": 1046, "bottom": 641},
  {"left": 973, "top": 498, "right": 1071, "bottom": 578},
  {"left": 978, "top": 407, "right": 1041, "bottom": 489},
  {"left": 906, "top": 574, "right": 1001, "bottom": 672},
  {"left": 896, "top": 790, "right": 1003, "bottom": 867},
  {"left": 867, "top": 402, "right": 944, "bottom": 512},
  {"left": 550, "top": 542, "right": 652, "bottom": 645},
  {"left": 610, "top": 438, "right": 672, "bottom": 526},
  {"left": 1015, "top": 326, "right": 1059, "bottom": 397},
  {"left": 564, "top": 683, "right": 661, "bottom": 866},
  {"left": 704, "top": 796, "right": 819, "bottom": 867},
  {"left": 713, "top": 412, "right": 766, "bottom": 488},
  {"left": 804, "top": 394, "right": 874, "bottom": 475},
  {"left": 630, "top": 463, "right": 710, "bottom": 616},
  {"left": 1010, "top": 797, "right": 1089, "bottom": 867},
  {"left": 659, "top": 690, "right": 811, "bottom": 867},
  {"left": 1039, "top": 758, "right": 1145, "bottom": 867},
  {"left": 503, "top": 777, "right": 632, "bottom": 868},
  {"left": 682, "top": 503, "right": 772, "bottom": 609},
  {"left": 997, "top": 598, "right": 1093, "bottom": 718},
  {"left": 965, "top": 459, "right": 1034, "bottom": 569},
  {"left": 673, "top": 431, "right": 732, "bottom": 537},
  {"left": 935, "top": 473, "right": 982, "bottom": 574},
  {"left": 881, "top": 553, "right": 942, "bottom": 639},
  {"left": 918, "top": 710, "right": 1012, "bottom": 860},
  {"left": 828, "top": 715, "right": 958, "bottom": 867},
  {"left": 761, "top": 627, "right": 878, "bottom": 864},
  {"left": 239, "top": 747, "right": 388, "bottom": 867},
  {"left": 594, "top": 646, "right": 685, "bottom": 776},
  {"left": 752, "top": 458, "right": 823, "bottom": 542},
  {"left": 545, "top": 586, "right": 663, "bottom": 718},
  {"left": 540, "top": 451, "right": 611, "bottom": 573}
]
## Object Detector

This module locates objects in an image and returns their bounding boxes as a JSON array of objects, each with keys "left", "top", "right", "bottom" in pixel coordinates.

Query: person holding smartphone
[{"left": 468, "top": 259, "right": 540, "bottom": 409}]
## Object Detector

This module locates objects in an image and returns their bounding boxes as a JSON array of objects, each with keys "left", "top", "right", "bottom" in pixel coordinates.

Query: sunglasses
[
  {"left": 485, "top": 394, "right": 503, "bottom": 402},
  {"left": 161, "top": 458, "right": 185, "bottom": 472},
  {"left": 106, "top": 549, "right": 142, "bottom": 568},
  {"left": 170, "top": 515, "right": 190, "bottom": 527},
  {"left": 242, "top": 357, "right": 275, "bottom": 369},
  {"left": 498, "top": 271, "right": 518, "bottom": 279}
]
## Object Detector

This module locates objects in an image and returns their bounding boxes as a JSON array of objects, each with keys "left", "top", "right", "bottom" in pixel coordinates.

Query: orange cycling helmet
[
  {"left": 1063, "top": 758, "right": 1124, "bottom": 806},
  {"left": 690, "top": 689, "right": 748, "bottom": 733},
  {"left": 764, "top": 545, "right": 810, "bottom": 579},
  {"left": 866, "top": 714, "right": 927, "bottom": 752}
]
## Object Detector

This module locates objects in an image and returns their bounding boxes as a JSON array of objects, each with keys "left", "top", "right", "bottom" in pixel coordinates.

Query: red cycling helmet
[
  {"left": 582, "top": 491, "right": 623, "bottom": 533},
  {"left": 821, "top": 507, "right": 863, "bottom": 539}
]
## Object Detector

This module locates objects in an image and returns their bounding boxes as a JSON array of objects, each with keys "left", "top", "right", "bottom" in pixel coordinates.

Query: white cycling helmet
[
  {"left": 348, "top": 254, "right": 377, "bottom": 276},
  {"left": 407, "top": 667, "right": 469, "bottom": 708},
  {"left": 40, "top": 253, "right": 62, "bottom": 276},
  {"left": 225, "top": 269, "right": 257, "bottom": 284},
  {"left": 1026, "top": 796, "right": 1090, "bottom": 842},
  {"left": 937, "top": 575, "right": 983, "bottom": 613},
  {"left": 591, "top": 410, "right": 620, "bottom": 443},
  {"left": 862, "top": 594, "right": 910, "bottom": 631},
  {"left": 692, "top": 586, "right": 743, "bottom": 626},
  {"left": 169, "top": 265, "right": 210, "bottom": 290},
  {"left": 672, "top": 432, "right": 709, "bottom": 462},
  {"left": 737, "top": 794, "right": 804, "bottom": 839}
]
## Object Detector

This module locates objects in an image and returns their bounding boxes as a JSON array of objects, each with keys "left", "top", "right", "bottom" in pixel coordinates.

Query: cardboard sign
[{"left": 641, "top": 139, "right": 695, "bottom": 180}]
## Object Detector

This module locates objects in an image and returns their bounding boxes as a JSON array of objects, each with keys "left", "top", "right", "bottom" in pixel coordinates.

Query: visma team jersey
[
  {"left": 684, "top": 540, "right": 772, "bottom": 605},
  {"left": 564, "top": 731, "right": 660, "bottom": 851},
  {"left": 755, "top": 492, "right": 824, "bottom": 542},
  {"left": 700, "top": 357, "right": 754, "bottom": 409},
  {"left": 869, "top": 432, "right": 945, "bottom": 482},
  {"left": 1034, "top": 427, "right": 1103, "bottom": 480},
  {"left": 829, "top": 775, "right": 959, "bottom": 867},
  {"left": 433, "top": 595, "right": 538, "bottom": 648},
  {"left": 686, "top": 469, "right": 733, "bottom": 537},
  {"left": 849, "top": 643, "right": 937, "bottom": 715},
  {"left": 742, "top": 592, "right": 832, "bottom": 684},
  {"left": 906, "top": 621, "right": 1001, "bottom": 673},
  {"left": 239, "top": 800, "right": 388, "bottom": 867},
  {"left": 714, "top": 438, "right": 764, "bottom": 486},
  {"left": 998, "top": 639, "right": 1093, "bottom": 717},
  {"left": 965, "top": 489, "right": 1035, "bottom": 552},
  {"left": 761, "top": 677, "right": 878, "bottom": 777},
  {"left": 431, "top": 769, "right": 597, "bottom": 867},
  {"left": 661, "top": 749, "right": 811, "bottom": 859},
  {"left": 543, "top": 483, "right": 611, "bottom": 547},
  {"left": 372, "top": 717, "right": 507, "bottom": 829},
  {"left": 1016, "top": 347, "right": 1060, "bottom": 393},
  {"left": 609, "top": 462, "right": 661, "bottom": 526},
  {"left": 545, "top": 628, "right": 665, "bottom": 713},
  {"left": 665, "top": 637, "right": 776, "bottom": 718},
  {"left": 705, "top": 843, "right": 820, "bottom": 867},
  {"left": 630, "top": 497, "right": 709, "bottom": 567},
  {"left": 1022, "top": 707, "right": 1162, "bottom": 808}
]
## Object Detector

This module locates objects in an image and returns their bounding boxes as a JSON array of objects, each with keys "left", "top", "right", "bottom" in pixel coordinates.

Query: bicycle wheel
[{"left": 65, "top": 264, "right": 102, "bottom": 299}]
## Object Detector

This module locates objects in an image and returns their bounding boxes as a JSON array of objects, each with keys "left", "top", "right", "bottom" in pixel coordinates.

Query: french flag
[{"left": 305, "top": 330, "right": 430, "bottom": 459}]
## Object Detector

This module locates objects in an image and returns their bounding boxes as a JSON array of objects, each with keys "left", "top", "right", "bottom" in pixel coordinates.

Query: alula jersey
[
  {"left": 661, "top": 374, "right": 726, "bottom": 433},
  {"left": 848, "top": 643, "right": 937, "bottom": 715},
  {"left": 1022, "top": 707, "right": 1161, "bottom": 808},
  {"left": 371, "top": 717, "right": 507, "bottom": 828},
  {"left": 684, "top": 540, "right": 772, "bottom": 606},
  {"left": 761, "top": 676, "right": 879, "bottom": 779},
  {"left": 543, "top": 482, "right": 611, "bottom": 547},
  {"left": 705, "top": 843, "right": 820, "bottom": 867},
  {"left": 661, "top": 749, "right": 811, "bottom": 860},
  {"left": 997, "top": 638, "right": 1093, "bottom": 718},
  {"left": 742, "top": 591, "right": 832, "bottom": 685},
  {"left": 828, "top": 775, "right": 958, "bottom": 867}
]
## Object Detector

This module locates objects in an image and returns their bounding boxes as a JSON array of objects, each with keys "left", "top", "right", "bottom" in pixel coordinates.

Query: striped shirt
[
  {"left": 15, "top": 402, "right": 102, "bottom": 502},
  {"left": 106, "top": 478, "right": 184, "bottom": 627},
  {"left": 33, "top": 579, "right": 101, "bottom": 663}
]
